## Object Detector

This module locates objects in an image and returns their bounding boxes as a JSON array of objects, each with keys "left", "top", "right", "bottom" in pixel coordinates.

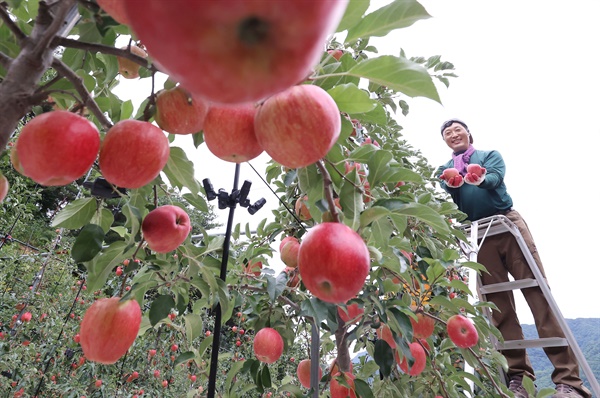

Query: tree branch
[
  {"left": 316, "top": 160, "right": 340, "bottom": 223},
  {"left": 0, "top": 4, "right": 26, "bottom": 43},
  {"left": 51, "top": 57, "right": 112, "bottom": 130},
  {"left": 0, "top": 51, "right": 12, "bottom": 69}
]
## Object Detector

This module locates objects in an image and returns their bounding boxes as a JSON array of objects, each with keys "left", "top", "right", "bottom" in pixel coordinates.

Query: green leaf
[
  {"left": 345, "top": 0, "right": 431, "bottom": 43},
  {"left": 90, "top": 207, "right": 115, "bottom": 234},
  {"left": 183, "top": 192, "right": 208, "bottom": 212},
  {"left": 261, "top": 365, "right": 272, "bottom": 388},
  {"left": 373, "top": 339, "right": 395, "bottom": 378},
  {"left": 345, "top": 55, "right": 440, "bottom": 102},
  {"left": 300, "top": 298, "right": 331, "bottom": 326},
  {"left": 163, "top": 147, "right": 202, "bottom": 194},
  {"left": 328, "top": 83, "right": 377, "bottom": 114},
  {"left": 266, "top": 275, "right": 287, "bottom": 303},
  {"left": 360, "top": 206, "right": 390, "bottom": 227},
  {"left": 225, "top": 360, "right": 246, "bottom": 395},
  {"left": 149, "top": 294, "right": 175, "bottom": 326},
  {"left": 174, "top": 351, "right": 195, "bottom": 367},
  {"left": 120, "top": 99, "right": 134, "bottom": 120},
  {"left": 366, "top": 149, "right": 393, "bottom": 187},
  {"left": 85, "top": 241, "right": 134, "bottom": 292},
  {"left": 374, "top": 200, "right": 450, "bottom": 234},
  {"left": 51, "top": 197, "right": 96, "bottom": 229},
  {"left": 184, "top": 314, "right": 203, "bottom": 346},
  {"left": 71, "top": 224, "right": 104, "bottom": 263},
  {"left": 336, "top": 0, "right": 371, "bottom": 32},
  {"left": 339, "top": 170, "right": 362, "bottom": 230}
]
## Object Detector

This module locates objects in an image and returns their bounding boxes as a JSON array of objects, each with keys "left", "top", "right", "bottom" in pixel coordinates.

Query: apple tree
[{"left": 0, "top": 0, "right": 512, "bottom": 397}]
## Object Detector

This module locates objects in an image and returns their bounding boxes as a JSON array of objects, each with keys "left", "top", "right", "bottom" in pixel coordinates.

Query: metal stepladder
[{"left": 459, "top": 215, "right": 599, "bottom": 397}]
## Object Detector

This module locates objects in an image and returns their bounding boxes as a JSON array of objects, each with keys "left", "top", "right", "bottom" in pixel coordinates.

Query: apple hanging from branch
[
  {"left": 155, "top": 86, "right": 209, "bottom": 135},
  {"left": 141, "top": 205, "right": 192, "bottom": 253}
]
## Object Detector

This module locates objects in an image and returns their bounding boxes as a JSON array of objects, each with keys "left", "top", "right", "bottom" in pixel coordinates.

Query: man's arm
[{"left": 477, "top": 150, "right": 506, "bottom": 189}]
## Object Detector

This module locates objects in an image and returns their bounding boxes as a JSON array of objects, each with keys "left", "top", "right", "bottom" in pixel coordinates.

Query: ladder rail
[{"left": 463, "top": 215, "right": 600, "bottom": 397}]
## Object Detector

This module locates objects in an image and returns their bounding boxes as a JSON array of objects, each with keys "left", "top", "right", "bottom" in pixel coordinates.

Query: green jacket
[{"left": 438, "top": 150, "right": 513, "bottom": 221}]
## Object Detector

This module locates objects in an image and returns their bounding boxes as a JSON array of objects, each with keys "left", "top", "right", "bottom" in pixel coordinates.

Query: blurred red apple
[
  {"left": 410, "top": 312, "right": 435, "bottom": 339},
  {"left": 15, "top": 111, "right": 100, "bottom": 186},
  {"left": 447, "top": 314, "right": 478, "bottom": 348},
  {"left": 376, "top": 323, "right": 396, "bottom": 349},
  {"left": 155, "top": 86, "right": 209, "bottom": 135},
  {"left": 0, "top": 173, "right": 8, "bottom": 202},
  {"left": 124, "top": 0, "right": 348, "bottom": 104},
  {"left": 397, "top": 341, "right": 427, "bottom": 376},
  {"left": 117, "top": 45, "right": 147, "bottom": 79},
  {"left": 99, "top": 119, "right": 170, "bottom": 189},
  {"left": 280, "top": 238, "right": 300, "bottom": 268},
  {"left": 255, "top": 84, "right": 341, "bottom": 169},
  {"left": 203, "top": 103, "right": 263, "bottom": 162},
  {"left": 141, "top": 205, "right": 191, "bottom": 253},
  {"left": 296, "top": 358, "right": 322, "bottom": 389},
  {"left": 337, "top": 302, "right": 364, "bottom": 325},
  {"left": 79, "top": 297, "right": 142, "bottom": 364},
  {"left": 244, "top": 259, "right": 263, "bottom": 277},
  {"left": 253, "top": 327, "right": 284, "bottom": 364},
  {"left": 298, "top": 222, "right": 370, "bottom": 303},
  {"left": 330, "top": 371, "right": 356, "bottom": 398},
  {"left": 97, "top": 0, "right": 130, "bottom": 24}
]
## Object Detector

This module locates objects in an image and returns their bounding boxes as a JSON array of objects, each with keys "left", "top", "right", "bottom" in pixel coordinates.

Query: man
[{"left": 437, "top": 119, "right": 591, "bottom": 398}]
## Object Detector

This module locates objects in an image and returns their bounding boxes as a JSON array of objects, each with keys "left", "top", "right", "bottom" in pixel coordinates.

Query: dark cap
[{"left": 440, "top": 119, "right": 473, "bottom": 143}]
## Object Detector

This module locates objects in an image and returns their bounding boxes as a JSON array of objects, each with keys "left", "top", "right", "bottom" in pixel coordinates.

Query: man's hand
[
  {"left": 464, "top": 164, "right": 486, "bottom": 185},
  {"left": 440, "top": 168, "right": 464, "bottom": 188}
]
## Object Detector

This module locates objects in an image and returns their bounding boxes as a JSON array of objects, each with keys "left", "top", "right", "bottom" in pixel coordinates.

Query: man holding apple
[{"left": 437, "top": 119, "right": 590, "bottom": 398}]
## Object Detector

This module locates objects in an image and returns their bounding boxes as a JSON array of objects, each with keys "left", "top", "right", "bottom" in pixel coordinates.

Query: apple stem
[{"left": 315, "top": 160, "right": 339, "bottom": 223}]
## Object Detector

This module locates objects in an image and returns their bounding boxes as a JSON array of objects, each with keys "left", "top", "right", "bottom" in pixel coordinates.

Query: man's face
[{"left": 442, "top": 123, "right": 470, "bottom": 152}]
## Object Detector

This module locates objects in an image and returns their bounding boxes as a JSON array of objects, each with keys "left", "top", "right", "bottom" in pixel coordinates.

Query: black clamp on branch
[{"left": 202, "top": 178, "right": 265, "bottom": 214}]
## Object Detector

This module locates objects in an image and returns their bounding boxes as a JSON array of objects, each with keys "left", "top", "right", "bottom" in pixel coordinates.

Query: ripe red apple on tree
[
  {"left": 376, "top": 322, "right": 397, "bottom": 349},
  {"left": 141, "top": 205, "right": 191, "bottom": 253},
  {"left": 280, "top": 237, "right": 300, "bottom": 268},
  {"left": 243, "top": 259, "right": 263, "bottom": 277},
  {"left": 254, "top": 84, "right": 341, "bottom": 169},
  {"left": 202, "top": 103, "right": 263, "bottom": 163},
  {"left": 14, "top": 111, "right": 100, "bottom": 186},
  {"left": 298, "top": 222, "right": 370, "bottom": 303},
  {"left": 296, "top": 358, "right": 322, "bottom": 389},
  {"left": 337, "top": 302, "right": 364, "bottom": 325},
  {"left": 117, "top": 45, "right": 147, "bottom": 79},
  {"left": 446, "top": 314, "right": 479, "bottom": 348},
  {"left": 98, "top": 119, "right": 170, "bottom": 189},
  {"left": 253, "top": 327, "right": 284, "bottom": 364},
  {"left": 410, "top": 312, "right": 436, "bottom": 339},
  {"left": 330, "top": 371, "right": 356, "bottom": 398},
  {"left": 155, "top": 86, "right": 209, "bottom": 135},
  {"left": 123, "top": 0, "right": 348, "bottom": 104},
  {"left": 79, "top": 297, "right": 142, "bottom": 364},
  {"left": 97, "top": 0, "right": 130, "bottom": 25},
  {"left": 327, "top": 49, "right": 344, "bottom": 61},
  {"left": 397, "top": 341, "right": 427, "bottom": 376}
]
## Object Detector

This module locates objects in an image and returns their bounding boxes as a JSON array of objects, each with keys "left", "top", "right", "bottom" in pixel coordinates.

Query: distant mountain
[{"left": 521, "top": 318, "right": 599, "bottom": 392}]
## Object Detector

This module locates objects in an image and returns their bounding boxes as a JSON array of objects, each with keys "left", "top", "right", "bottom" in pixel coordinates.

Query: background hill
[{"left": 522, "top": 318, "right": 599, "bottom": 392}]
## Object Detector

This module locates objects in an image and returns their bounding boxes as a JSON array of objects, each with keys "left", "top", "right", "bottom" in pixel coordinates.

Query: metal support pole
[{"left": 309, "top": 320, "right": 320, "bottom": 397}]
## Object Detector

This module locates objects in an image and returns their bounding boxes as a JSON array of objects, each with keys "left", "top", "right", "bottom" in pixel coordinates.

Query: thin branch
[
  {"left": 51, "top": 57, "right": 112, "bottom": 130},
  {"left": 53, "top": 36, "right": 159, "bottom": 73},
  {"left": 0, "top": 4, "right": 26, "bottom": 43},
  {"left": 315, "top": 160, "right": 340, "bottom": 223}
]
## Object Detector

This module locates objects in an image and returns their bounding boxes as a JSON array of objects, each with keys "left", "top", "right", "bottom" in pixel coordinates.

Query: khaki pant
[{"left": 477, "top": 210, "right": 591, "bottom": 398}]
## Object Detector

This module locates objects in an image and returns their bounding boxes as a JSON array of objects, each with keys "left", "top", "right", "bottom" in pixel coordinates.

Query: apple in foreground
[
  {"left": 255, "top": 84, "right": 341, "bottom": 169},
  {"left": 398, "top": 341, "right": 427, "bottom": 376},
  {"left": 447, "top": 314, "right": 479, "bottom": 348},
  {"left": 253, "top": 327, "right": 284, "bottom": 364},
  {"left": 298, "top": 222, "right": 370, "bottom": 303},
  {"left": 123, "top": 0, "right": 348, "bottom": 104},
  {"left": 0, "top": 173, "right": 8, "bottom": 202},
  {"left": 97, "top": 0, "right": 130, "bottom": 25},
  {"left": 410, "top": 312, "right": 436, "bottom": 339},
  {"left": 99, "top": 119, "right": 170, "bottom": 189},
  {"left": 296, "top": 358, "right": 322, "bottom": 389},
  {"left": 15, "top": 111, "right": 100, "bottom": 186},
  {"left": 330, "top": 372, "right": 356, "bottom": 398},
  {"left": 141, "top": 205, "right": 191, "bottom": 253},
  {"left": 202, "top": 103, "right": 263, "bottom": 162},
  {"left": 79, "top": 297, "right": 142, "bottom": 364},
  {"left": 155, "top": 86, "right": 209, "bottom": 135},
  {"left": 117, "top": 45, "right": 147, "bottom": 79}
]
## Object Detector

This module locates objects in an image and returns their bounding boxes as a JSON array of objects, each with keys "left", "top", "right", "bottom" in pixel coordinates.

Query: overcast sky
[{"left": 115, "top": 1, "right": 600, "bottom": 324}]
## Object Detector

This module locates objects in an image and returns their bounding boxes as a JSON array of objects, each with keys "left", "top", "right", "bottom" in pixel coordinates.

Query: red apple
[
  {"left": 99, "top": 119, "right": 170, "bottom": 189},
  {"left": 79, "top": 297, "right": 142, "bottom": 364},
  {"left": 255, "top": 84, "right": 341, "bottom": 169},
  {"left": 253, "top": 327, "right": 284, "bottom": 364},
  {"left": 97, "top": 0, "right": 130, "bottom": 24},
  {"left": 298, "top": 222, "right": 370, "bottom": 303},
  {"left": 337, "top": 302, "right": 364, "bottom": 325},
  {"left": 296, "top": 358, "right": 322, "bottom": 389},
  {"left": 283, "top": 266, "right": 301, "bottom": 288},
  {"left": 327, "top": 49, "right": 344, "bottom": 61},
  {"left": 280, "top": 238, "right": 300, "bottom": 268},
  {"left": 376, "top": 323, "right": 396, "bottom": 349},
  {"left": 15, "top": 111, "right": 100, "bottom": 186},
  {"left": 21, "top": 312, "right": 32, "bottom": 322},
  {"left": 0, "top": 173, "right": 8, "bottom": 202},
  {"left": 279, "top": 236, "right": 298, "bottom": 252},
  {"left": 410, "top": 313, "right": 436, "bottom": 339},
  {"left": 446, "top": 314, "right": 479, "bottom": 348},
  {"left": 202, "top": 103, "right": 263, "bottom": 162},
  {"left": 117, "top": 45, "right": 147, "bottom": 79},
  {"left": 295, "top": 195, "right": 312, "bottom": 221},
  {"left": 244, "top": 259, "right": 263, "bottom": 277},
  {"left": 124, "top": 0, "right": 348, "bottom": 104},
  {"left": 155, "top": 86, "right": 209, "bottom": 135},
  {"left": 330, "top": 372, "right": 356, "bottom": 398},
  {"left": 141, "top": 205, "right": 191, "bottom": 253},
  {"left": 397, "top": 341, "right": 427, "bottom": 376}
]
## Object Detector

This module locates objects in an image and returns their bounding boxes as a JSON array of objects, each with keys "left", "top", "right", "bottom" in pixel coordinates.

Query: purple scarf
[{"left": 452, "top": 145, "right": 475, "bottom": 175}]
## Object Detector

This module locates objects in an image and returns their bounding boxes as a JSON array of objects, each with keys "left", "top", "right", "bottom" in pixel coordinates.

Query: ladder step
[
  {"left": 479, "top": 278, "right": 539, "bottom": 294},
  {"left": 498, "top": 337, "right": 569, "bottom": 350}
]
